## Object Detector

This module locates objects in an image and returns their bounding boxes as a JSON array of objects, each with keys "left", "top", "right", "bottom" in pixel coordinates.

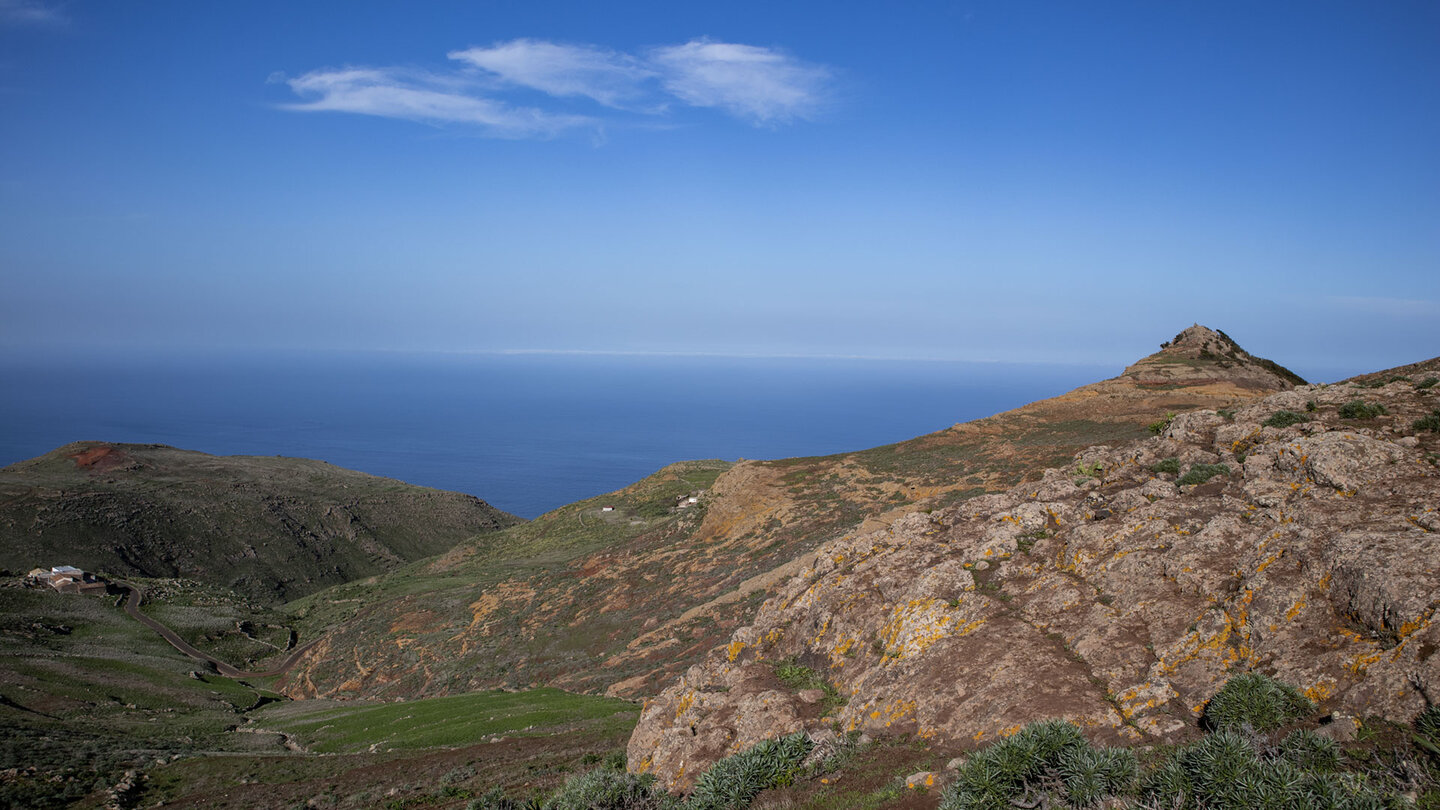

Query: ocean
[{"left": 0, "top": 352, "right": 1116, "bottom": 519}]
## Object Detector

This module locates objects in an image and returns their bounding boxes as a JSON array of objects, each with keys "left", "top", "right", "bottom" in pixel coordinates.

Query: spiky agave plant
[
  {"left": 1278, "top": 729, "right": 1341, "bottom": 772},
  {"left": 1057, "top": 745, "right": 1136, "bottom": 808},
  {"left": 684, "top": 732, "right": 813, "bottom": 810},
  {"left": 940, "top": 720, "right": 1133, "bottom": 810},
  {"left": 1202, "top": 673, "right": 1314, "bottom": 732},
  {"left": 543, "top": 769, "right": 670, "bottom": 810}
]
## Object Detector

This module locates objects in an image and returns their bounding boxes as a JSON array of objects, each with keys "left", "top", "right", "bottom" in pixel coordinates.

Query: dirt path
[{"left": 116, "top": 581, "right": 322, "bottom": 679}]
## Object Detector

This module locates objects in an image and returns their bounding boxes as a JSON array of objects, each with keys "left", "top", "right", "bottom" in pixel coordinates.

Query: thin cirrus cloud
[
  {"left": 651, "top": 39, "right": 832, "bottom": 124},
  {"left": 448, "top": 39, "right": 658, "bottom": 111},
  {"left": 280, "top": 67, "right": 595, "bottom": 139},
  {"left": 279, "top": 37, "right": 834, "bottom": 138}
]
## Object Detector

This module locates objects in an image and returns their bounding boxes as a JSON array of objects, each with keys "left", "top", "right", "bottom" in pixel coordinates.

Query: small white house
[
  {"left": 28, "top": 565, "right": 107, "bottom": 594},
  {"left": 601, "top": 506, "right": 615, "bottom": 512}
]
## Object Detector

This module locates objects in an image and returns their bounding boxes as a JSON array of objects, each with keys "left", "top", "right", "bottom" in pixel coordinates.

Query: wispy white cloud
[
  {"left": 449, "top": 39, "right": 657, "bottom": 110},
  {"left": 277, "top": 37, "right": 836, "bottom": 138},
  {"left": 650, "top": 39, "right": 832, "bottom": 124},
  {"left": 279, "top": 67, "right": 595, "bottom": 139},
  {"left": 0, "top": 0, "right": 66, "bottom": 26}
]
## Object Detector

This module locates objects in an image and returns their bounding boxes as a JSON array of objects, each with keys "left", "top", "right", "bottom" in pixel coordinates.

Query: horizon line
[{"left": 400, "top": 347, "right": 1120, "bottom": 365}]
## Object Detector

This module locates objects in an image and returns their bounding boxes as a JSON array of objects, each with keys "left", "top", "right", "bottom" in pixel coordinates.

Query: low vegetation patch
[
  {"left": 940, "top": 719, "right": 1135, "bottom": 810},
  {"left": 252, "top": 689, "right": 638, "bottom": 754},
  {"left": 1262, "top": 410, "right": 1310, "bottom": 429},
  {"left": 1418, "top": 377, "right": 1439, "bottom": 390},
  {"left": 932, "top": 675, "right": 1431, "bottom": 810},
  {"left": 1358, "top": 375, "right": 1410, "bottom": 389},
  {"left": 476, "top": 733, "right": 815, "bottom": 810},
  {"left": 1139, "top": 728, "right": 1386, "bottom": 809},
  {"left": 540, "top": 769, "right": 667, "bottom": 810},
  {"left": 1150, "top": 457, "right": 1181, "bottom": 475},
  {"left": 1201, "top": 672, "right": 1313, "bottom": 732},
  {"left": 1016, "top": 529, "right": 1048, "bottom": 554},
  {"left": 687, "top": 732, "right": 814, "bottom": 810},
  {"left": 1177, "top": 463, "right": 1230, "bottom": 487},
  {"left": 774, "top": 659, "right": 846, "bottom": 714},
  {"left": 1413, "top": 410, "right": 1440, "bottom": 433},
  {"left": 1148, "top": 413, "right": 1176, "bottom": 436},
  {"left": 1339, "top": 400, "right": 1388, "bottom": 420}
]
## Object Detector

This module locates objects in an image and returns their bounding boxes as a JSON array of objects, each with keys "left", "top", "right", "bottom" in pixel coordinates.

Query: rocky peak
[
  {"left": 1114, "top": 324, "right": 1306, "bottom": 391},
  {"left": 1160, "top": 323, "right": 1240, "bottom": 354}
]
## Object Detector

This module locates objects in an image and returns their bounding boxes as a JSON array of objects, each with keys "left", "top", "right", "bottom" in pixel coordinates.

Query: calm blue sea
[{"left": 0, "top": 352, "right": 1114, "bottom": 519}]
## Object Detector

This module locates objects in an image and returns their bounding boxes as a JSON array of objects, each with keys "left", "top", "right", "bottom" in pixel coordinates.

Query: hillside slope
[
  {"left": 0, "top": 443, "right": 520, "bottom": 602},
  {"left": 629, "top": 360, "right": 1440, "bottom": 790},
  {"left": 281, "top": 326, "right": 1303, "bottom": 701}
]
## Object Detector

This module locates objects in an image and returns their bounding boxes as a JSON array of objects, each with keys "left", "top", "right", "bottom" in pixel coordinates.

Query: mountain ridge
[
  {"left": 277, "top": 325, "right": 1308, "bottom": 703},
  {"left": 0, "top": 442, "right": 521, "bottom": 603}
]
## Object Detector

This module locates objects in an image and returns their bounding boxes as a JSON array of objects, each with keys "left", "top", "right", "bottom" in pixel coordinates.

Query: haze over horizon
[{"left": 2, "top": 1, "right": 1436, "bottom": 373}]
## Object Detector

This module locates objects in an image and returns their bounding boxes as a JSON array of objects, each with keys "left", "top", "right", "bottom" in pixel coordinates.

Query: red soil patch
[{"left": 69, "top": 444, "right": 129, "bottom": 472}]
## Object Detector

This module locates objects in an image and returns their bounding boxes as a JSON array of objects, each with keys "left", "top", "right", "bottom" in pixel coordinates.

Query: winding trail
[{"left": 116, "top": 580, "right": 323, "bottom": 679}]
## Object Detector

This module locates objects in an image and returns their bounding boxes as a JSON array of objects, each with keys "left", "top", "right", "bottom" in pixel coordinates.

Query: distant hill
[
  {"left": 280, "top": 325, "right": 1307, "bottom": 702},
  {"left": 0, "top": 443, "right": 520, "bottom": 602}
]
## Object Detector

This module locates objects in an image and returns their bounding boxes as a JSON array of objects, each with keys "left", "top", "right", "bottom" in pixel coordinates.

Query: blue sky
[{"left": 2, "top": 0, "right": 1437, "bottom": 375}]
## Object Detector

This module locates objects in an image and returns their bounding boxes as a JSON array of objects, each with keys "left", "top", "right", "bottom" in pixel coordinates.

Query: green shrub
[
  {"left": 939, "top": 720, "right": 1133, "bottom": 810},
  {"left": 1306, "top": 399, "right": 1317, "bottom": 412},
  {"left": 1279, "top": 728, "right": 1340, "bottom": 772},
  {"left": 1177, "top": 463, "right": 1231, "bottom": 487},
  {"left": 543, "top": 769, "right": 668, "bottom": 810},
  {"left": 1139, "top": 730, "right": 1257, "bottom": 808},
  {"left": 1414, "top": 705, "right": 1440, "bottom": 762},
  {"left": 1263, "top": 410, "right": 1311, "bottom": 429},
  {"left": 772, "top": 660, "right": 846, "bottom": 713},
  {"left": 1416, "top": 705, "right": 1440, "bottom": 741},
  {"left": 1413, "top": 410, "right": 1440, "bottom": 433},
  {"left": 469, "top": 787, "right": 543, "bottom": 810},
  {"left": 1418, "top": 377, "right": 1438, "bottom": 390},
  {"left": 1218, "top": 408, "right": 1235, "bottom": 421},
  {"left": 1057, "top": 745, "right": 1137, "bottom": 806},
  {"left": 1134, "top": 730, "right": 1391, "bottom": 809},
  {"left": 1338, "top": 400, "right": 1388, "bottom": 420},
  {"left": 685, "top": 733, "right": 812, "bottom": 810},
  {"left": 1148, "top": 413, "right": 1176, "bottom": 436},
  {"left": 773, "top": 660, "right": 820, "bottom": 690},
  {"left": 1202, "top": 673, "right": 1313, "bottom": 732},
  {"left": 1151, "top": 457, "right": 1182, "bottom": 475}
]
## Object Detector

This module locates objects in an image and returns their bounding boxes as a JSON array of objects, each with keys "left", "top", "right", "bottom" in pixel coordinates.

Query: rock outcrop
[{"left": 629, "top": 363, "right": 1440, "bottom": 791}]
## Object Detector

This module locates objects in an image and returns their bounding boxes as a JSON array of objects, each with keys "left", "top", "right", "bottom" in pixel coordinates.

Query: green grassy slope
[
  {"left": 0, "top": 442, "right": 521, "bottom": 603},
  {"left": 0, "top": 582, "right": 287, "bottom": 808},
  {"left": 250, "top": 688, "right": 637, "bottom": 754}
]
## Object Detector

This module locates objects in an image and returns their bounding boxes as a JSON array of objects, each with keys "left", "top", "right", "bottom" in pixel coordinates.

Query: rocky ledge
[{"left": 629, "top": 363, "right": 1440, "bottom": 791}]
